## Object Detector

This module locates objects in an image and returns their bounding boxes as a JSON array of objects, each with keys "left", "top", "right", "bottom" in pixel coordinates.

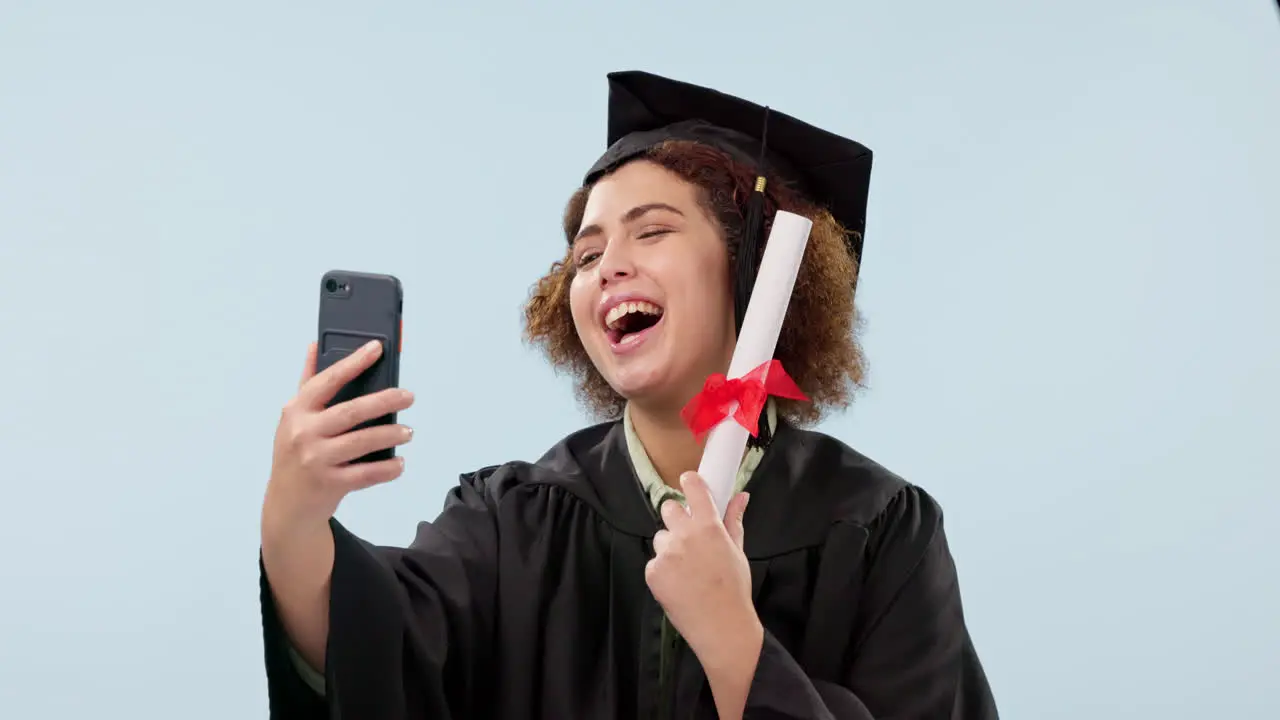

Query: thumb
[
  {"left": 298, "top": 342, "right": 319, "bottom": 390},
  {"left": 725, "top": 492, "right": 750, "bottom": 549}
]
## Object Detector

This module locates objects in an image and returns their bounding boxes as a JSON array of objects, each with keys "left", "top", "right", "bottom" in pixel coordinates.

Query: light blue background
[{"left": 1, "top": 1, "right": 1276, "bottom": 717}]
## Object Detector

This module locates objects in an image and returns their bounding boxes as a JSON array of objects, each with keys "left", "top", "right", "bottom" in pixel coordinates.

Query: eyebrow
[{"left": 573, "top": 202, "right": 684, "bottom": 245}]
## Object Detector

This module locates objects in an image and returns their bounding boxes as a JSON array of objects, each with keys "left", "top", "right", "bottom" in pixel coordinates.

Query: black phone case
[{"left": 316, "top": 270, "right": 403, "bottom": 463}]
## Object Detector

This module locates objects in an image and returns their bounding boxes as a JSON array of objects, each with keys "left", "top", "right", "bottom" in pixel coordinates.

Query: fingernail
[
  {"left": 400, "top": 389, "right": 414, "bottom": 401},
  {"left": 404, "top": 426, "right": 414, "bottom": 438},
  {"left": 365, "top": 340, "right": 381, "bottom": 353}
]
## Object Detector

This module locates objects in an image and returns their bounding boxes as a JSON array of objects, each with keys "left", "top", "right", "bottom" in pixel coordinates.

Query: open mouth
[{"left": 604, "top": 300, "right": 665, "bottom": 346}]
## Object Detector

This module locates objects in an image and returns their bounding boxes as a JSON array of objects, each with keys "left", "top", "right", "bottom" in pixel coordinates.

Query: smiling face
[{"left": 568, "top": 159, "right": 737, "bottom": 413}]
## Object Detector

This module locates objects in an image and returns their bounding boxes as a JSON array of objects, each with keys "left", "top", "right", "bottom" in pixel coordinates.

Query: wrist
[
  {"left": 261, "top": 488, "right": 332, "bottom": 547},
  {"left": 695, "top": 610, "right": 764, "bottom": 681}
]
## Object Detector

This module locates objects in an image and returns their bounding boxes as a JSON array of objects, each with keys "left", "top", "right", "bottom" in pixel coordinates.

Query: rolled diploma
[{"left": 697, "top": 210, "right": 813, "bottom": 518}]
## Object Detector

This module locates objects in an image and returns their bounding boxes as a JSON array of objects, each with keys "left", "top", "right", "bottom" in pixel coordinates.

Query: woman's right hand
[{"left": 261, "top": 339, "right": 417, "bottom": 539}]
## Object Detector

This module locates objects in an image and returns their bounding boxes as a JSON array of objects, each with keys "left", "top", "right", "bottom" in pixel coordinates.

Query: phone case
[{"left": 316, "top": 270, "right": 403, "bottom": 463}]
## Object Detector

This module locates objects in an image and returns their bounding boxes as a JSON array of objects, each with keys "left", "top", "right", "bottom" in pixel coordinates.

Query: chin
[{"left": 606, "top": 363, "right": 672, "bottom": 402}]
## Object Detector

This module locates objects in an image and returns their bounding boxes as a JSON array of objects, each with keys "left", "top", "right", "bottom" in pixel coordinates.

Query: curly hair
[{"left": 523, "top": 140, "right": 867, "bottom": 426}]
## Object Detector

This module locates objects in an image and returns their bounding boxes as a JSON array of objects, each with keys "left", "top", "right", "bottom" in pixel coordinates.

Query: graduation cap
[{"left": 582, "top": 70, "right": 873, "bottom": 334}]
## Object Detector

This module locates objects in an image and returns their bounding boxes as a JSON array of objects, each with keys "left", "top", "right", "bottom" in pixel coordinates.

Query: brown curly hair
[{"left": 523, "top": 140, "right": 867, "bottom": 425}]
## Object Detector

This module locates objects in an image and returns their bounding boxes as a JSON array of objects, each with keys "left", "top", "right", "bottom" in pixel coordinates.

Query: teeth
[{"left": 605, "top": 300, "right": 663, "bottom": 330}]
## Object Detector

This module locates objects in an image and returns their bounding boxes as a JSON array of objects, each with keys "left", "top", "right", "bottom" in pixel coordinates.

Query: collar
[{"left": 623, "top": 400, "right": 778, "bottom": 511}]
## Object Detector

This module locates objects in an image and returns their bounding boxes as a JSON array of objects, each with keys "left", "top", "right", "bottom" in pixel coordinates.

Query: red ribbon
[{"left": 680, "top": 359, "right": 809, "bottom": 439}]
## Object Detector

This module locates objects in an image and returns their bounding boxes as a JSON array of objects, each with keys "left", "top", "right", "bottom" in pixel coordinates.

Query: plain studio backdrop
[{"left": 1, "top": 1, "right": 1276, "bottom": 717}]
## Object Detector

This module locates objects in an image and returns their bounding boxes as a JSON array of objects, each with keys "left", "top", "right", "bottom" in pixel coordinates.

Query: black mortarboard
[{"left": 582, "top": 70, "right": 873, "bottom": 334}]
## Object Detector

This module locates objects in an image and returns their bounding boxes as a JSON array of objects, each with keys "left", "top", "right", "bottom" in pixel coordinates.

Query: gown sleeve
[
  {"left": 742, "top": 485, "right": 999, "bottom": 719},
  {"left": 259, "top": 469, "right": 503, "bottom": 720}
]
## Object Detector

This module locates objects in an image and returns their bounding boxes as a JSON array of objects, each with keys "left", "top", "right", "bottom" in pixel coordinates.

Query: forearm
[
  {"left": 700, "top": 616, "right": 764, "bottom": 720},
  {"left": 261, "top": 518, "right": 335, "bottom": 672}
]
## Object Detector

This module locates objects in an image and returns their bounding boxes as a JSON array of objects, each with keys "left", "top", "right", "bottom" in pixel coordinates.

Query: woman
[{"left": 259, "top": 71, "right": 999, "bottom": 719}]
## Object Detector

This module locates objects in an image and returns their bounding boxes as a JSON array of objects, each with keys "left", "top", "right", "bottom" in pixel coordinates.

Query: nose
[{"left": 596, "top": 242, "right": 635, "bottom": 288}]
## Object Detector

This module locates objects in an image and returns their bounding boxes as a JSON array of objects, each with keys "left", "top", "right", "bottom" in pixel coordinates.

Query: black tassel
[
  {"left": 733, "top": 107, "right": 771, "bottom": 336},
  {"left": 737, "top": 108, "right": 773, "bottom": 450},
  {"left": 733, "top": 180, "right": 767, "bottom": 336}
]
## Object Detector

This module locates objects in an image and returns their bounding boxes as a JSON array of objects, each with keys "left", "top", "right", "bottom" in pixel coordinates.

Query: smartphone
[{"left": 316, "top": 270, "right": 404, "bottom": 463}]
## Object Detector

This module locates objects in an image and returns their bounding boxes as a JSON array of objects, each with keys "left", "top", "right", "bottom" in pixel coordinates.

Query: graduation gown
[{"left": 258, "top": 418, "right": 998, "bottom": 719}]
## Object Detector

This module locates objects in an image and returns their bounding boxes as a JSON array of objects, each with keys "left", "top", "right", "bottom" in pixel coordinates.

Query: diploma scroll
[{"left": 697, "top": 211, "right": 813, "bottom": 517}]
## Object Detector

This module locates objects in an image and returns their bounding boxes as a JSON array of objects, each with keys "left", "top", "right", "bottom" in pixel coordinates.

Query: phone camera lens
[{"left": 325, "top": 278, "right": 339, "bottom": 293}]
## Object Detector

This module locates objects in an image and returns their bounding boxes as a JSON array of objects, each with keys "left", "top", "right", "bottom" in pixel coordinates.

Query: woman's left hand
[{"left": 646, "top": 472, "right": 763, "bottom": 681}]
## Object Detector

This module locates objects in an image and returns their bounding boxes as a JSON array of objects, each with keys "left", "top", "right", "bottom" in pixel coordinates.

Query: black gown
[{"left": 259, "top": 419, "right": 999, "bottom": 719}]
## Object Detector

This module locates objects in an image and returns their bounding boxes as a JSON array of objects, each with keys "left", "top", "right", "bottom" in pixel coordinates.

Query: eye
[
  {"left": 576, "top": 250, "right": 601, "bottom": 268},
  {"left": 638, "top": 228, "right": 672, "bottom": 240}
]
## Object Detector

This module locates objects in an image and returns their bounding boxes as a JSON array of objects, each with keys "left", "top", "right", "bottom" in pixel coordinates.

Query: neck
[{"left": 628, "top": 400, "right": 704, "bottom": 490}]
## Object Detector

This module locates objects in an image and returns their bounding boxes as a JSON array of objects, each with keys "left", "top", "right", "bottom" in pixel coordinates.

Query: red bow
[{"left": 680, "top": 359, "right": 808, "bottom": 439}]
